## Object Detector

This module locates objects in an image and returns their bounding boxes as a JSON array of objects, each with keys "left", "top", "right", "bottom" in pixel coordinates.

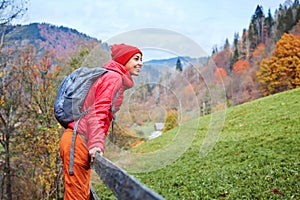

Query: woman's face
[{"left": 125, "top": 53, "right": 143, "bottom": 76}]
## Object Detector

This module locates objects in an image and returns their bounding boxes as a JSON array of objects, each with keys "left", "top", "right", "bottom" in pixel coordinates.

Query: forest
[
  {"left": 210, "top": 1, "right": 300, "bottom": 105},
  {"left": 0, "top": 0, "right": 299, "bottom": 199}
]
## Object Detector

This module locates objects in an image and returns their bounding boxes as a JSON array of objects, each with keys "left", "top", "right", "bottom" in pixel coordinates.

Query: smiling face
[{"left": 125, "top": 53, "right": 143, "bottom": 76}]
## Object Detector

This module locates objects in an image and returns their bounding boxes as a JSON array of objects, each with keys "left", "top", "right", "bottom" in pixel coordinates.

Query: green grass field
[{"left": 94, "top": 88, "right": 300, "bottom": 199}]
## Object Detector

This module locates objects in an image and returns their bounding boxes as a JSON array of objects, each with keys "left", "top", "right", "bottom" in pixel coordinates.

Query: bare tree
[
  {"left": 0, "top": 0, "right": 28, "bottom": 50},
  {"left": 0, "top": 1, "right": 28, "bottom": 199}
]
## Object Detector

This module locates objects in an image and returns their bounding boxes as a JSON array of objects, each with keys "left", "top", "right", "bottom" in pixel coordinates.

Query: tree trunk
[
  {"left": 4, "top": 131, "right": 12, "bottom": 200},
  {"left": 0, "top": 25, "right": 6, "bottom": 51}
]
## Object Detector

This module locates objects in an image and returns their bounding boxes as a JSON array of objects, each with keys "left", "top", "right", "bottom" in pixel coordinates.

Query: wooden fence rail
[{"left": 92, "top": 153, "right": 164, "bottom": 200}]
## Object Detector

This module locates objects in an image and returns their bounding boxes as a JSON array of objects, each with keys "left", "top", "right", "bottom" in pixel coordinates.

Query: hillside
[
  {"left": 2, "top": 23, "right": 102, "bottom": 60},
  {"left": 3, "top": 23, "right": 200, "bottom": 69},
  {"left": 94, "top": 88, "right": 300, "bottom": 199},
  {"left": 210, "top": 2, "right": 300, "bottom": 105}
]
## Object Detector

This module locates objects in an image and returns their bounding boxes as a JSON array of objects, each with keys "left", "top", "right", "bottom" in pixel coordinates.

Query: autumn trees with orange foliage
[
  {"left": 257, "top": 33, "right": 300, "bottom": 96},
  {"left": 213, "top": 67, "right": 227, "bottom": 83},
  {"left": 0, "top": 45, "right": 66, "bottom": 199},
  {"left": 209, "top": 2, "right": 300, "bottom": 105},
  {"left": 16, "top": 46, "right": 65, "bottom": 199},
  {"left": 0, "top": 1, "right": 31, "bottom": 199},
  {"left": 233, "top": 60, "right": 250, "bottom": 75}
]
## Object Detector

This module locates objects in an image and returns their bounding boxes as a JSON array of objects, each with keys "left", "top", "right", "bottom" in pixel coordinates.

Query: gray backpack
[{"left": 54, "top": 67, "right": 111, "bottom": 128}]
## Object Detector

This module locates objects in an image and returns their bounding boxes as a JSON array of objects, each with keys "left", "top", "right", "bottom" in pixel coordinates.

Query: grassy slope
[{"left": 95, "top": 88, "right": 300, "bottom": 199}]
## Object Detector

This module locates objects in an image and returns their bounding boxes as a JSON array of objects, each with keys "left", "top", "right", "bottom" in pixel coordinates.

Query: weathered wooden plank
[{"left": 93, "top": 153, "right": 164, "bottom": 200}]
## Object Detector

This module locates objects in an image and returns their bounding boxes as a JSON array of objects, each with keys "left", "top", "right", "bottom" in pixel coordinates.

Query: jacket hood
[{"left": 102, "top": 60, "right": 134, "bottom": 89}]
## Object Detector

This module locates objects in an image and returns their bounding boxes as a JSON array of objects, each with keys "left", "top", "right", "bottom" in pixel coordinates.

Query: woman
[{"left": 60, "top": 43, "right": 143, "bottom": 199}]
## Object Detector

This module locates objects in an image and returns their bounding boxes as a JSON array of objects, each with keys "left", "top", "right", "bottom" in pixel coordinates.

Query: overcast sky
[{"left": 18, "top": 0, "right": 286, "bottom": 60}]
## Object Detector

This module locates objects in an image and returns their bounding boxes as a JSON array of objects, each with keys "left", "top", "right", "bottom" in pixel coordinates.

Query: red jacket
[{"left": 68, "top": 60, "right": 134, "bottom": 152}]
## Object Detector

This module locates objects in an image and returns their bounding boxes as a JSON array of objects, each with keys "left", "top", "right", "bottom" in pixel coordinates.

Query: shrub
[{"left": 162, "top": 109, "right": 178, "bottom": 133}]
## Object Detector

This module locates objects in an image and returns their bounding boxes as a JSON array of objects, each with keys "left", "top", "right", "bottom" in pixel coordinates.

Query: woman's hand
[{"left": 89, "top": 147, "right": 103, "bottom": 163}]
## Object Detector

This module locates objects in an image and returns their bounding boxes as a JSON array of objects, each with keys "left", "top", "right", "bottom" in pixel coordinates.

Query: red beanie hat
[{"left": 110, "top": 43, "right": 142, "bottom": 66}]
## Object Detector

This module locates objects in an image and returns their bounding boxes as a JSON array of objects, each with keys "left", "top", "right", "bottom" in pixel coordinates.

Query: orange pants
[{"left": 60, "top": 128, "right": 91, "bottom": 200}]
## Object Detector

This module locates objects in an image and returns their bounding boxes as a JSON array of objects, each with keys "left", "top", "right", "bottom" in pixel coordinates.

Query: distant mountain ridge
[
  {"left": 144, "top": 56, "right": 208, "bottom": 69},
  {"left": 3, "top": 22, "right": 207, "bottom": 67},
  {"left": 3, "top": 23, "right": 101, "bottom": 60}
]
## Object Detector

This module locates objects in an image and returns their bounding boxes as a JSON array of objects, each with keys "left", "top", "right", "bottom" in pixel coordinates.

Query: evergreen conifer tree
[
  {"left": 265, "top": 9, "right": 274, "bottom": 37},
  {"left": 176, "top": 57, "right": 183, "bottom": 72},
  {"left": 249, "top": 5, "right": 265, "bottom": 50},
  {"left": 230, "top": 33, "right": 239, "bottom": 73}
]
